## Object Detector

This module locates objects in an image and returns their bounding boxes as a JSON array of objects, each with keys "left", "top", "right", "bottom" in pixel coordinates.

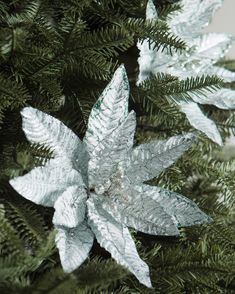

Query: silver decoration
[
  {"left": 190, "top": 88, "right": 235, "bottom": 109},
  {"left": 102, "top": 183, "right": 211, "bottom": 236},
  {"left": 126, "top": 133, "right": 195, "bottom": 184},
  {"left": 84, "top": 64, "right": 129, "bottom": 156},
  {"left": 20, "top": 107, "right": 88, "bottom": 182},
  {"left": 87, "top": 195, "right": 152, "bottom": 288},
  {"left": 138, "top": 0, "right": 235, "bottom": 145},
  {"left": 166, "top": 33, "right": 234, "bottom": 79},
  {"left": 145, "top": 0, "right": 158, "bottom": 20},
  {"left": 101, "top": 190, "right": 180, "bottom": 236},
  {"left": 180, "top": 101, "right": 223, "bottom": 145},
  {"left": 134, "top": 184, "right": 212, "bottom": 227},
  {"left": 53, "top": 185, "right": 87, "bottom": 228},
  {"left": 88, "top": 111, "right": 136, "bottom": 188},
  {"left": 10, "top": 164, "right": 83, "bottom": 207},
  {"left": 169, "top": 0, "right": 223, "bottom": 40},
  {"left": 10, "top": 65, "right": 211, "bottom": 288},
  {"left": 55, "top": 223, "right": 94, "bottom": 273}
]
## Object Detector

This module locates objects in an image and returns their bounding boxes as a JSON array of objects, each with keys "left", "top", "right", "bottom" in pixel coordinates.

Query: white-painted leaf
[
  {"left": 87, "top": 195, "right": 152, "bottom": 288},
  {"left": 146, "top": 0, "right": 158, "bottom": 20},
  {"left": 135, "top": 184, "right": 212, "bottom": 227},
  {"left": 84, "top": 65, "right": 129, "bottom": 155},
  {"left": 10, "top": 164, "right": 83, "bottom": 207},
  {"left": 192, "top": 33, "right": 232, "bottom": 61},
  {"left": 105, "top": 182, "right": 211, "bottom": 234},
  {"left": 190, "top": 88, "right": 235, "bottom": 110},
  {"left": 126, "top": 133, "right": 195, "bottom": 184},
  {"left": 21, "top": 107, "right": 88, "bottom": 178},
  {"left": 180, "top": 101, "right": 222, "bottom": 145},
  {"left": 53, "top": 185, "right": 87, "bottom": 228},
  {"left": 56, "top": 223, "right": 94, "bottom": 273},
  {"left": 169, "top": 0, "right": 223, "bottom": 40},
  {"left": 88, "top": 111, "right": 136, "bottom": 188},
  {"left": 102, "top": 191, "right": 179, "bottom": 236}
]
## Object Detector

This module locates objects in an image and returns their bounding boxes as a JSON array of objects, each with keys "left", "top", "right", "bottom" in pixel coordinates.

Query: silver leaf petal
[
  {"left": 174, "top": 33, "right": 233, "bottom": 76},
  {"left": 169, "top": 0, "right": 223, "bottom": 40},
  {"left": 146, "top": 0, "right": 158, "bottom": 20},
  {"left": 21, "top": 107, "right": 88, "bottom": 179},
  {"left": 55, "top": 223, "right": 94, "bottom": 273},
  {"left": 87, "top": 195, "right": 152, "bottom": 288},
  {"left": 191, "top": 33, "right": 233, "bottom": 62},
  {"left": 136, "top": 184, "right": 212, "bottom": 227},
  {"left": 84, "top": 65, "right": 129, "bottom": 155},
  {"left": 207, "top": 65, "right": 235, "bottom": 82},
  {"left": 103, "top": 190, "right": 179, "bottom": 236},
  {"left": 10, "top": 165, "right": 83, "bottom": 207},
  {"left": 175, "top": 33, "right": 233, "bottom": 76},
  {"left": 138, "top": 33, "right": 233, "bottom": 81},
  {"left": 89, "top": 111, "right": 136, "bottom": 188},
  {"left": 190, "top": 88, "right": 235, "bottom": 110},
  {"left": 53, "top": 185, "right": 87, "bottom": 228},
  {"left": 105, "top": 182, "right": 211, "bottom": 234},
  {"left": 180, "top": 101, "right": 222, "bottom": 145},
  {"left": 126, "top": 133, "right": 194, "bottom": 184}
]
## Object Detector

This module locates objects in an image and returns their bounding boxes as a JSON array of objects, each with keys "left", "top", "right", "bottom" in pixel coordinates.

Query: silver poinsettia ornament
[
  {"left": 138, "top": 0, "right": 235, "bottom": 146},
  {"left": 10, "top": 65, "right": 211, "bottom": 288}
]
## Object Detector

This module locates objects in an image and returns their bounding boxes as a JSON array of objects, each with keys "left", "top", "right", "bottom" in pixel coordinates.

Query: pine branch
[
  {"left": 4, "top": 198, "right": 48, "bottom": 248},
  {"left": 0, "top": 74, "right": 31, "bottom": 108}
]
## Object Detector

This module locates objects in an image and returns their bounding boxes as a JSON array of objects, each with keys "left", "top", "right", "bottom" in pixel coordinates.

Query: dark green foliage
[{"left": 0, "top": 0, "right": 235, "bottom": 293}]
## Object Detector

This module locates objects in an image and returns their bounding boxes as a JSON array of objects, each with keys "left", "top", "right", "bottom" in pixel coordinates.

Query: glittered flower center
[{"left": 94, "top": 179, "right": 111, "bottom": 195}]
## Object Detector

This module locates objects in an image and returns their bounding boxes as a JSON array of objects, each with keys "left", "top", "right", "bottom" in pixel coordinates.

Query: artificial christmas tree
[{"left": 0, "top": 0, "right": 234, "bottom": 293}]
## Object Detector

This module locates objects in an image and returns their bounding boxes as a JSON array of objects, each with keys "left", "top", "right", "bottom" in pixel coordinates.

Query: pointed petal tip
[
  {"left": 132, "top": 265, "right": 153, "bottom": 288},
  {"left": 118, "top": 63, "right": 125, "bottom": 70},
  {"left": 132, "top": 261, "right": 153, "bottom": 289},
  {"left": 207, "top": 216, "right": 213, "bottom": 224},
  {"left": 143, "top": 276, "right": 153, "bottom": 288},
  {"left": 146, "top": 0, "right": 157, "bottom": 20},
  {"left": 129, "top": 109, "right": 136, "bottom": 118},
  {"left": 218, "top": 136, "right": 223, "bottom": 146},
  {"left": 138, "top": 260, "right": 152, "bottom": 288},
  {"left": 62, "top": 265, "right": 74, "bottom": 274},
  {"left": 212, "top": 134, "right": 223, "bottom": 146},
  {"left": 111, "top": 64, "right": 129, "bottom": 90},
  {"left": 115, "top": 64, "right": 128, "bottom": 78},
  {"left": 195, "top": 208, "right": 213, "bottom": 225},
  {"left": 56, "top": 225, "right": 94, "bottom": 275},
  {"left": 181, "top": 102, "right": 223, "bottom": 146},
  {"left": 183, "top": 211, "right": 213, "bottom": 228},
  {"left": 59, "top": 253, "right": 80, "bottom": 273},
  {"left": 147, "top": 0, "right": 154, "bottom": 7},
  {"left": 197, "top": 215, "right": 213, "bottom": 226},
  {"left": 203, "top": 213, "right": 213, "bottom": 225},
  {"left": 9, "top": 176, "right": 37, "bottom": 205}
]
